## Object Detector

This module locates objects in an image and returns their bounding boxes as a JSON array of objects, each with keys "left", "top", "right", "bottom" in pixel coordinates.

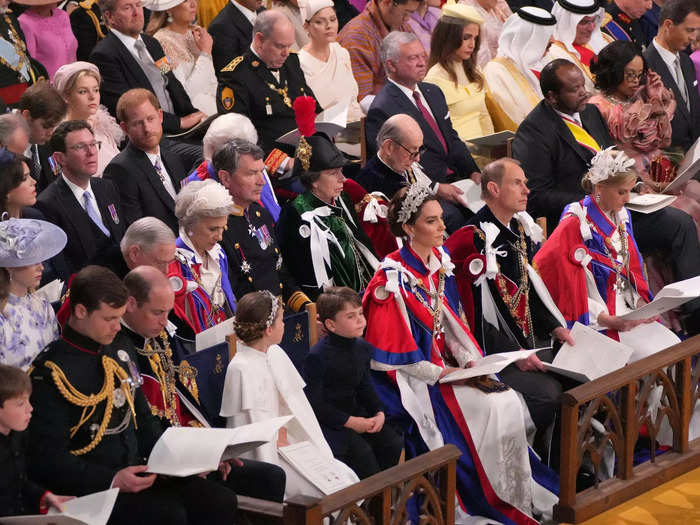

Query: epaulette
[
  {"left": 78, "top": 0, "right": 96, "bottom": 8},
  {"left": 221, "top": 56, "right": 243, "bottom": 73},
  {"left": 601, "top": 12, "right": 612, "bottom": 26}
]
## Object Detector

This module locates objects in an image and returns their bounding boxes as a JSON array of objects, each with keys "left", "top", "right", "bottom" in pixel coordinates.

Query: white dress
[
  {"left": 153, "top": 27, "right": 218, "bottom": 116},
  {"left": 299, "top": 42, "right": 363, "bottom": 123},
  {"left": 0, "top": 293, "right": 59, "bottom": 370},
  {"left": 220, "top": 342, "right": 359, "bottom": 498}
]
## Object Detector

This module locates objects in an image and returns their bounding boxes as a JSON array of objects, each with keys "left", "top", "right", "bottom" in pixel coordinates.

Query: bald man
[
  {"left": 216, "top": 10, "right": 320, "bottom": 157},
  {"left": 120, "top": 266, "right": 288, "bottom": 503},
  {"left": 357, "top": 113, "right": 474, "bottom": 232}
]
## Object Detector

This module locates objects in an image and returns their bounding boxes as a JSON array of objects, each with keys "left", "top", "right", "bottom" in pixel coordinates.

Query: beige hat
[
  {"left": 440, "top": 3, "right": 484, "bottom": 25},
  {"left": 298, "top": 0, "right": 334, "bottom": 22}
]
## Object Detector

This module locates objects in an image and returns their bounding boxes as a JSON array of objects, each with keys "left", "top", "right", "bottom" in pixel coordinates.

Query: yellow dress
[
  {"left": 424, "top": 62, "right": 494, "bottom": 141},
  {"left": 198, "top": 0, "right": 227, "bottom": 29}
]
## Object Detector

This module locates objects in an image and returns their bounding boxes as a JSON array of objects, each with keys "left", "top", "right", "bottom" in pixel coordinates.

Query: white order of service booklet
[
  {"left": 278, "top": 441, "right": 359, "bottom": 495},
  {"left": 0, "top": 488, "right": 119, "bottom": 525},
  {"left": 542, "top": 322, "right": 633, "bottom": 382},
  {"left": 439, "top": 348, "right": 543, "bottom": 383},
  {"left": 147, "top": 416, "right": 293, "bottom": 477},
  {"left": 618, "top": 275, "right": 700, "bottom": 321}
]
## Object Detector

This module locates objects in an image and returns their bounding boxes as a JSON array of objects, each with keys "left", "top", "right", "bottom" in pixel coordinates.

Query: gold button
[
  {"left": 248, "top": 276, "right": 253, "bottom": 282},
  {"left": 255, "top": 211, "right": 261, "bottom": 217},
  {"left": 279, "top": 283, "right": 283, "bottom": 289},
  {"left": 274, "top": 248, "right": 279, "bottom": 253},
  {"left": 234, "top": 243, "right": 240, "bottom": 249}
]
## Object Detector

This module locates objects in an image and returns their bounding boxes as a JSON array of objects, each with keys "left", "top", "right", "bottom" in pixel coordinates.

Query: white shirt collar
[
  {"left": 62, "top": 174, "right": 96, "bottom": 207},
  {"left": 110, "top": 28, "right": 144, "bottom": 58},
  {"left": 556, "top": 109, "right": 582, "bottom": 126},
  {"left": 233, "top": 0, "right": 257, "bottom": 25},
  {"left": 388, "top": 78, "right": 421, "bottom": 102},
  {"left": 177, "top": 227, "right": 223, "bottom": 264},
  {"left": 144, "top": 148, "right": 162, "bottom": 165},
  {"left": 652, "top": 38, "right": 679, "bottom": 69}
]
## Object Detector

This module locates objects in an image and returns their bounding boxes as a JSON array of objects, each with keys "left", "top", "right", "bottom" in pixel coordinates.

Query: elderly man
[
  {"left": 104, "top": 89, "right": 188, "bottom": 233},
  {"left": 0, "top": 113, "right": 30, "bottom": 155},
  {"left": 184, "top": 113, "right": 280, "bottom": 221},
  {"left": 337, "top": 0, "right": 418, "bottom": 104},
  {"left": 483, "top": 7, "right": 557, "bottom": 129},
  {"left": 644, "top": 0, "right": 700, "bottom": 152},
  {"left": 445, "top": 158, "right": 575, "bottom": 467},
  {"left": 213, "top": 138, "right": 311, "bottom": 311},
  {"left": 513, "top": 59, "right": 700, "bottom": 335},
  {"left": 603, "top": 0, "right": 652, "bottom": 49},
  {"left": 216, "top": 10, "right": 319, "bottom": 161},
  {"left": 90, "top": 0, "right": 206, "bottom": 135},
  {"left": 365, "top": 32, "right": 480, "bottom": 232},
  {"left": 120, "top": 265, "right": 287, "bottom": 502}
]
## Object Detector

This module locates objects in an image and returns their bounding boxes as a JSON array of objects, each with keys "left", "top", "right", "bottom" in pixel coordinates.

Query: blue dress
[{"left": 0, "top": 293, "right": 59, "bottom": 370}]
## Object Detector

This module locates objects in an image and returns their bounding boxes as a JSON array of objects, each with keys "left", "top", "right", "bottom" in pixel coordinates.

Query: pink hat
[{"left": 53, "top": 61, "right": 101, "bottom": 96}]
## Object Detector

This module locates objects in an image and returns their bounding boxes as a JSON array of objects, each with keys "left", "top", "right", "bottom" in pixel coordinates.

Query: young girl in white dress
[{"left": 220, "top": 290, "right": 359, "bottom": 498}]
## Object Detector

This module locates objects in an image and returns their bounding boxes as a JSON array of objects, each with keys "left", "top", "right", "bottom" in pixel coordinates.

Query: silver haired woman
[{"left": 168, "top": 179, "right": 237, "bottom": 335}]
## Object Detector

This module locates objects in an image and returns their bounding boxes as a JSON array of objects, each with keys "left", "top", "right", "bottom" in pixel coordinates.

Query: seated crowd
[{"left": 0, "top": 0, "right": 699, "bottom": 522}]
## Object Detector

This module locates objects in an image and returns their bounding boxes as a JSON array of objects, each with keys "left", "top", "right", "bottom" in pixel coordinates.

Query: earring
[
  {"left": 595, "top": 193, "right": 601, "bottom": 203},
  {"left": 166, "top": 12, "right": 173, "bottom": 23}
]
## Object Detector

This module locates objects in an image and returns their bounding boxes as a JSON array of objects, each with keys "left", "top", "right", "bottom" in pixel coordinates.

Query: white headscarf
[
  {"left": 496, "top": 7, "right": 557, "bottom": 95},
  {"left": 552, "top": 0, "right": 608, "bottom": 58}
]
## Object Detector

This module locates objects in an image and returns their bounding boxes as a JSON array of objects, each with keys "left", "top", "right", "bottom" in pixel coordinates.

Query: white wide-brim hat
[
  {"left": 142, "top": 0, "right": 186, "bottom": 11},
  {"left": 0, "top": 218, "right": 67, "bottom": 268}
]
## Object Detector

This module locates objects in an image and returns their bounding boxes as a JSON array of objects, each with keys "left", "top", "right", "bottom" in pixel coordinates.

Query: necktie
[
  {"left": 154, "top": 158, "right": 176, "bottom": 199},
  {"left": 133, "top": 39, "right": 175, "bottom": 114},
  {"left": 413, "top": 90, "right": 447, "bottom": 154},
  {"left": 674, "top": 56, "right": 689, "bottom": 110},
  {"left": 83, "top": 192, "right": 110, "bottom": 237},
  {"left": 30, "top": 144, "right": 40, "bottom": 181}
]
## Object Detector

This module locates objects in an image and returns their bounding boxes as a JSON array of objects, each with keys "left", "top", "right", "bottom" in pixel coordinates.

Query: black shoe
[{"left": 576, "top": 467, "right": 596, "bottom": 491}]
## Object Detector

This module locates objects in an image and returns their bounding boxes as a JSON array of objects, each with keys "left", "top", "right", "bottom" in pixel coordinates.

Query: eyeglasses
[
  {"left": 393, "top": 140, "right": 426, "bottom": 160},
  {"left": 68, "top": 140, "right": 102, "bottom": 152},
  {"left": 623, "top": 70, "right": 644, "bottom": 82}
]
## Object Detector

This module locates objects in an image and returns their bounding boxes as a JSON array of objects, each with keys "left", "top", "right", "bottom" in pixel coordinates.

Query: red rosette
[
  {"left": 569, "top": 244, "right": 590, "bottom": 266},
  {"left": 463, "top": 253, "right": 486, "bottom": 282}
]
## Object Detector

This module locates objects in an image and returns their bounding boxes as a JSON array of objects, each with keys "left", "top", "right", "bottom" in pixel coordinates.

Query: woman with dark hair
[
  {"left": 0, "top": 151, "right": 36, "bottom": 219},
  {"left": 362, "top": 183, "right": 558, "bottom": 523},
  {"left": 425, "top": 2, "right": 494, "bottom": 140},
  {"left": 589, "top": 40, "right": 700, "bottom": 227},
  {"left": 277, "top": 133, "right": 378, "bottom": 300},
  {"left": 458, "top": 0, "right": 512, "bottom": 67}
]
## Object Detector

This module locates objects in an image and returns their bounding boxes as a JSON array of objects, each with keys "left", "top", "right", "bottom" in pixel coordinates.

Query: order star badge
[{"left": 241, "top": 260, "right": 251, "bottom": 274}]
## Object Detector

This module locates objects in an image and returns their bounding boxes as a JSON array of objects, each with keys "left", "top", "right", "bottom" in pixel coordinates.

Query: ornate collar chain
[
  {"left": 267, "top": 79, "right": 292, "bottom": 107},
  {"left": 599, "top": 220, "right": 630, "bottom": 293},
  {"left": 413, "top": 268, "right": 446, "bottom": 337}
]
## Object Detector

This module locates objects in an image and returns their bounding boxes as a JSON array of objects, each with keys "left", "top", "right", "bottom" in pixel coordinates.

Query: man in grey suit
[{"left": 644, "top": 0, "right": 700, "bottom": 152}]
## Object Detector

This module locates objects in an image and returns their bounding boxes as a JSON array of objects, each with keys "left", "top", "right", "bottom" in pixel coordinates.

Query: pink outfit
[
  {"left": 408, "top": 6, "right": 440, "bottom": 55},
  {"left": 18, "top": 8, "right": 77, "bottom": 81},
  {"left": 692, "top": 50, "right": 700, "bottom": 97}
]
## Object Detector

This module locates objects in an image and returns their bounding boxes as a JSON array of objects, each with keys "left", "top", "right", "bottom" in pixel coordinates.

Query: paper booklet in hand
[
  {"left": 662, "top": 137, "right": 700, "bottom": 194},
  {"left": 451, "top": 179, "right": 486, "bottom": 214},
  {"left": 278, "top": 441, "right": 359, "bottom": 495},
  {"left": 625, "top": 192, "right": 677, "bottom": 214},
  {"left": 542, "top": 322, "right": 633, "bottom": 382},
  {"left": 195, "top": 317, "right": 235, "bottom": 351},
  {"left": 0, "top": 488, "right": 119, "bottom": 525},
  {"left": 35, "top": 279, "right": 64, "bottom": 304},
  {"left": 147, "top": 416, "right": 293, "bottom": 477},
  {"left": 440, "top": 348, "right": 543, "bottom": 383},
  {"left": 618, "top": 275, "right": 700, "bottom": 320}
]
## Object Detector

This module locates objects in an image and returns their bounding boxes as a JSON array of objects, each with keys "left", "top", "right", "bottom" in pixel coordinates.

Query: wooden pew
[{"left": 555, "top": 335, "right": 700, "bottom": 523}]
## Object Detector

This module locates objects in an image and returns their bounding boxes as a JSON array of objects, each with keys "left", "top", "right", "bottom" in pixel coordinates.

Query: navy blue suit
[
  {"left": 304, "top": 333, "right": 403, "bottom": 479},
  {"left": 365, "top": 80, "right": 479, "bottom": 184}
]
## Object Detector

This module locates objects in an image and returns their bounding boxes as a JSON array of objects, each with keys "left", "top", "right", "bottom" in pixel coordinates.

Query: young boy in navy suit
[
  {"left": 303, "top": 287, "right": 403, "bottom": 479},
  {"left": 0, "top": 364, "right": 72, "bottom": 517}
]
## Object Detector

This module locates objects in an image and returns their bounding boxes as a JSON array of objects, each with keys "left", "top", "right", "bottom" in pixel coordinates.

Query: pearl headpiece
[{"left": 397, "top": 184, "right": 432, "bottom": 224}]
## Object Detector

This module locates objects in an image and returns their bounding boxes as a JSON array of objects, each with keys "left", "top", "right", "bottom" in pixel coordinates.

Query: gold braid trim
[{"left": 45, "top": 356, "right": 137, "bottom": 456}]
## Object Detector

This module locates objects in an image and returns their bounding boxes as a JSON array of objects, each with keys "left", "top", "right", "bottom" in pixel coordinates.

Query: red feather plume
[{"left": 293, "top": 96, "right": 316, "bottom": 138}]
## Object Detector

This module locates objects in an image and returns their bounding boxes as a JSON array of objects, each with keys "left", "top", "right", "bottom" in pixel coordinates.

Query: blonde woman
[{"left": 53, "top": 62, "right": 124, "bottom": 176}]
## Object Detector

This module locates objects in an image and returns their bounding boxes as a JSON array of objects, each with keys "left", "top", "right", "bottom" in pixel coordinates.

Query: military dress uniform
[
  {"left": 70, "top": 0, "right": 108, "bottom": 61},
  {"left": 222, "top": 201, "right": 310, "bottom": 312},
  {"left": 602, "top": 2, "right": 646, "bottom": 50},
  {"left": 0, "top": 8, "right": 46, "bottom": 107},
  {"left": 27, "top": 324, "right": 238, "bottom": 525},
  {"left": 216, "top": 50, "right": 320, "bottom": 156}
]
